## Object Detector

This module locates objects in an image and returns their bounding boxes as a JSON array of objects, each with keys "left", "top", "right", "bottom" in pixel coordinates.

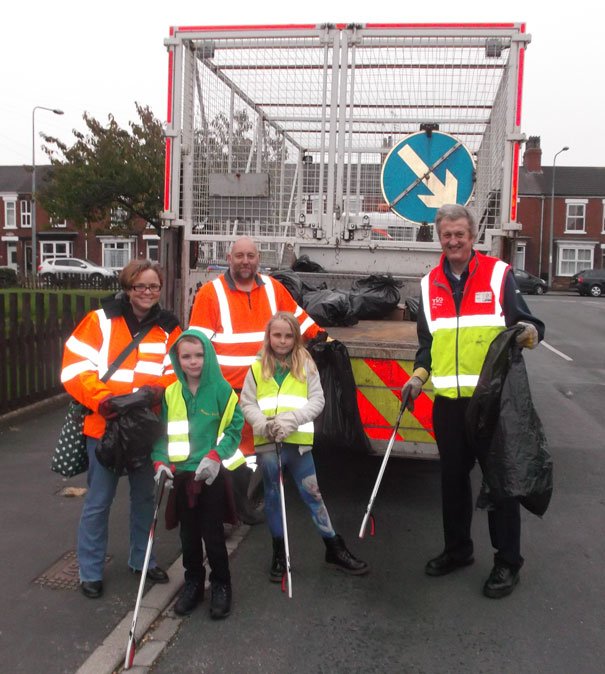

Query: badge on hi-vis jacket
[{"left": 475, "top": 291, "right": 493, "bottom": 303}]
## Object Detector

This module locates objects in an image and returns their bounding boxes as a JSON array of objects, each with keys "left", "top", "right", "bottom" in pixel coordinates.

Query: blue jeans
[
  {"left": 77, "top": 436, "right": 157, "bottom": 582},
  {"left": 258, "top": 445, "right": 335, "bottom": 540}
]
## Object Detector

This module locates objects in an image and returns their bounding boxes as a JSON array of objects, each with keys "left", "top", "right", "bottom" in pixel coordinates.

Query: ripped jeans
[{"left": 258, "top": 444, "right": 335, "bottom": 540}]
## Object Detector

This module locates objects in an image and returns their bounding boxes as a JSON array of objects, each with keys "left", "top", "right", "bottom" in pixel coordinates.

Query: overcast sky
[{"left": 2, "top": 1, "right": 601, "bottom": 170}]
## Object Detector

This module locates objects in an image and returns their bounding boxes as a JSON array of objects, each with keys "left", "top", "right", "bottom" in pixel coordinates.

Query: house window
[
  {"left": 4, "top": 200, "right": 16, "bottom": 228},
  {"left": 20, "top": 200, "right": 32, "bottom": 227},
  {"left": 50, "top": 218, "right": 67, "bottom": 228},
  {"left": 146, "top": 241, "right": 159, "bottom": 261},
  {"left": 102, "top": 240, "right": 132, "bottom": 269},
  {"left": 41, "top": 241, "right": 71, "bottom": 260},
  {"left": 558, "top": 245, "right": 593, "bottom": 276},
  {"left": 565, "top": 200, "right": 587, "bottom": 233}
]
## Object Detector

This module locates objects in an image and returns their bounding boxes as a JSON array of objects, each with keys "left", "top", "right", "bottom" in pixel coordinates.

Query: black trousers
[
  {"left": 433, "top": 396, "right": 523, "bottom": 569},
  {"left": 175, "top": 470, "right": 231, "bottom": 585}
]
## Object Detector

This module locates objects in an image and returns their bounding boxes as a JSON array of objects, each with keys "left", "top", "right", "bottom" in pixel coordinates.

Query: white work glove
[
  {"left": 154, "top": 464, "right": 174, "bottom": 490},
  {"left": 261, "top": 416, "right": 276, "bottom": 441},
  {"left": 194, "top": 456, "right": 221, "bottom": 485},
  {"left": 515, "top": 321, "right": 539, "bottom": 349},
  {"left": 401, "top": 376, "right": 424, "bottom": 411},
  {"left": 271, "top": 412, "right": 300, "bottom": 443}
]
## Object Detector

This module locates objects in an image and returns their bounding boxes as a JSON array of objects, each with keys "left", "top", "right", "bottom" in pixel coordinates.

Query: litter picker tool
[
  {"left": 275, "top": 441, "right": 292, "bottom": 598},
  {"left": 359, "top": 388, "right": 410, "bottom": 539},
  {"left": 124, "top": 469, "right": 169, "bottom": 670}
]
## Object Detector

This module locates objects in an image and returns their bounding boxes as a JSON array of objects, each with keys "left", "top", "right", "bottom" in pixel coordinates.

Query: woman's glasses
[{"left": 131, "top": 284, "right": 162, "bottom": 293}]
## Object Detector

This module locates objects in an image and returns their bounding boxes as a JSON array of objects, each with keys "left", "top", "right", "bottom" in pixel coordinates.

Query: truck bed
[{"left": 328, "top": 320, "right": 419, "bottom": 360}]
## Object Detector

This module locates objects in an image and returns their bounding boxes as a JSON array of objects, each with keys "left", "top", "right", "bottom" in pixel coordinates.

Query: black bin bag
[
  {"left": 466, "top": 327, "right": 553, "bottom": 516},
  {"left": 350, "top": 274, "right": 402, "bottom": 319},
  {"left": 307, "top": 339, "right": 372, "bottom": 454},
  {"left": 303, "top": 289, "right": 358, "bottom": 327}
]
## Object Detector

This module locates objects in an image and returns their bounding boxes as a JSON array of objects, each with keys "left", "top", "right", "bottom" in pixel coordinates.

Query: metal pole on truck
[{"left": 359, "top": 388, "right": 410, "bottom": 539}]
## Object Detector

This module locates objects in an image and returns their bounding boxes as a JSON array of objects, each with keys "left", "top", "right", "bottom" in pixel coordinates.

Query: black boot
[
  {"left": 174, "top": 579, "right": 204, "bottom": 616},
  {"left": 270, "top": 537, "right": 286, "bottom": 583},
  {"left": 210, "top": 581, "right": 232, "bottom": 619},
  {"left": 324, "top": 534, "right": 369, "bottom": 575},
  {"left": 231, "top": 464, "right": 265, "bottom": 525}
]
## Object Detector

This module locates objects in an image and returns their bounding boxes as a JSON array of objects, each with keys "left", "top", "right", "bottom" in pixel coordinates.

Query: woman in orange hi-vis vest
[
  {"left": 189, "top": 237, "right": 325, "bottom": 524},
  {"left": 61, "top": 259, "right": 181, "bottom": 600}
]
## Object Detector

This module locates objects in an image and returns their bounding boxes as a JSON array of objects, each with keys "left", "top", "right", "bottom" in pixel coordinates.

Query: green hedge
[{"left": 0, "top": 268, "right": 18, "bottom": 288}]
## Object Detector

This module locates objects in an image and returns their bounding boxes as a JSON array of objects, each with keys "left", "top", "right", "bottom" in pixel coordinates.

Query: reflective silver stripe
[
  {"left": 97, "top": 309, "right": 111, "bottom": 376},
  {"left": 110, "top": 369, "right": 134, "bottom": 383},
  {"left": 258, "top": 394, "right": 307, "bottom": 410},
  {"left": 64, "top": 336, "right": 100, "bottom": 364},
  {"left": 293, "top": 306, "right": 303, "bottom": 317},
  {"left": 167, "top": 420, "right": 189, "bottom": 434},
  {"left": 260, "top": 275, "right": 278, "bottom": 314},
  {"left": 299, "top": 316, "right": 314, "bottom": 335},
  {"left": 491, "top": 260, "right": 508, "bottom": 314},
  {"left": 60, "top": 360, "right": 96, "bottom": 382},
  {"left": 222, "top": 448, "right": 245, "bottom": 468},
  {"left": 420, "top": 274, "right": 433, "bottom": 332},
  {"left": 210, "top": 331, "right": 266, "bottom": 344},
  {"left": 168, "top": 441, "right": 190, "bottom": 456},
  {"left": 217, "top": 354, "right": 257, "bottom": 367},
  {"left": 431, "top": 374, "right": 479, "bottom": 388},
  {"left": 213, "top": 278, "right": 233, "bottom": 333},
  {"left": 134, "top": 361, "right": 164, "bottom": 376},
  {"left": 139, "top": 342, "right": 166, "bottom": 354},
  {"left": 432, "top": 315, "right": 507, "bottom": 330},
  {"left": 188, "top": 324, "right": 215, "bottom": 339}
]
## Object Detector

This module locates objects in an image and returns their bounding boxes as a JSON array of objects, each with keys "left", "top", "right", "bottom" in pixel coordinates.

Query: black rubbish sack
[
  {"left": 466, "top": 326, "right": 553, "bottom": 517},
  {"left": 350, "top": 274, "right": 402, "bottom": 320},
  {"left": 302, "top": 289, "right": 358, "bottom": 327},
  {"left": 291, "top": 254, "right": 325, "bottom": 273},
  {"left": 404, "top": 296, "right": 420, "bottom": 321},
  {"left": 96, "top": 389, "right": 163, "bottom": 475},
  {"left": 307, "top": 339, "right": 372, "bottom": 453},
  {"left": 270, "top": 270, "right": 324, "bottom": 305}
]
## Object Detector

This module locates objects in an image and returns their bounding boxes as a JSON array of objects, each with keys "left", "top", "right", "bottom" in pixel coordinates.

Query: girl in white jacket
[{"left": 240, "top": 311, "right": 369, "bottom": 582}]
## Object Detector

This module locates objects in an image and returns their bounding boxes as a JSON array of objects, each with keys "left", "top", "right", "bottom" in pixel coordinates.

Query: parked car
[
  {"left": 570, "top": 268, "right": 605, "bottom": 297},
  {"left": 38, "top": 258, "right": 117, "bottom": 288},
  {"left": 513, "top": 269, "right": 548, "bottom": 295}
]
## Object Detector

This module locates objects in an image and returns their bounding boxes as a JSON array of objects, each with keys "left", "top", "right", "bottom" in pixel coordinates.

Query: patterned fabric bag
[{"left": 51, "top": 401, "right": 89, "bottom": 478}]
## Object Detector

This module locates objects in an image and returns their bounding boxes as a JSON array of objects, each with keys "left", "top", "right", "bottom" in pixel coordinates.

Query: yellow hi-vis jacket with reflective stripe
[
  {"left": 421, "top": 253, "right": 509, "bottom": 399},
  {"left": 250, "top": 361, "right": 315, "bottom": 447},
  {"left": 163, "top": 381, "right": 242, "bottom": 470}
]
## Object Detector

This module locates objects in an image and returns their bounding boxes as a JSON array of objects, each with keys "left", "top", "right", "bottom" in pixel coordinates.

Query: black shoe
[
  {"left": 270, "top": 537, "right": 286, "bottom": 583},
  {"left": 174, "top": 580, "right": 204, "bottom": 616},
  {"left": 210, "top": 582, "right": 232, "bottom": 619},
  {"left": 425, "top": 552, "right": 474, "bottom": 577},
  {"left": 483, "top": 564, "right": 520, "bottom": 598},
  {"left": 324, "top": 534, "right": 369, "bottom": 575},
  {"left": 130, "top": 566, "right": 170, "bottom": 584},
  {"left": 80, "top": 580, "right": 103, "bottom": 599}
]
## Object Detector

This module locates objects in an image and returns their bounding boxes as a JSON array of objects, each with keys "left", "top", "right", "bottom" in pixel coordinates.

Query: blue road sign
[{"left": 380, "top": 131, "right": 475, "bottom": 224}]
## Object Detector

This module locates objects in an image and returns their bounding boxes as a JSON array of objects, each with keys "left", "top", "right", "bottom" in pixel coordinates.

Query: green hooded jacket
[{"left": 151, "top": 329, "right": 243, "bottom": 471}]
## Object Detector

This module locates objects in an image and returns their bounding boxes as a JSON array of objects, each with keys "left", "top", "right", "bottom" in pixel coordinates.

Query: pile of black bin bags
[{"left": 466, "top": 326, "right": 553, "bottom": 517}]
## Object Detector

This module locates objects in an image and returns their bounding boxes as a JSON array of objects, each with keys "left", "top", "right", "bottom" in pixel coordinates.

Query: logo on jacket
[
  {"left": 474, "top": 291, "right": 493, "bottom": 303},
  {"left": 431, "top": 296, "right": 444, "bottom": 309}
]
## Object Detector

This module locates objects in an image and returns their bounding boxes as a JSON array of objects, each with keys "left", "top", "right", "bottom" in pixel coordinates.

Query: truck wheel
[{"left": 589, "top": 284, "right": 602, "bottom": 297}]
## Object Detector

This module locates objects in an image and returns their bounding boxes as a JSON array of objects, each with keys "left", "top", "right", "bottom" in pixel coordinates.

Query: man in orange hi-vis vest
[{"left": 189, "top": 237, "right": 325, "bottom": 524}]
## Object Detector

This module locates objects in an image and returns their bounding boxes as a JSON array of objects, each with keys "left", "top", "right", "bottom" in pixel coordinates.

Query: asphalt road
[{"left": 149, "top": 293, "right": 605, "bottom": 674}]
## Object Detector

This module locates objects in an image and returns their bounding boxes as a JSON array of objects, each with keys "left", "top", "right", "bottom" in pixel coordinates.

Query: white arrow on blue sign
[{"left": 380, "top": 131, "right": 475, "bottom": 224}]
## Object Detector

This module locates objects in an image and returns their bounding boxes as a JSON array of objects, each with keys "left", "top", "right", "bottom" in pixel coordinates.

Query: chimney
[{"left": 523, "top": 136, "right": 542, "bottom": 173}]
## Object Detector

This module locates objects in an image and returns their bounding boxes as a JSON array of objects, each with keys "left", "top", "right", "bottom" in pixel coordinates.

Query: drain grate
[{"left": 34, "top": 551, "right": 111, "bottom": 590}]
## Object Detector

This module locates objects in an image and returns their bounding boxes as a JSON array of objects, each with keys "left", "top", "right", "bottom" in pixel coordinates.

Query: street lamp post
[
  {"left": 548, "top": 145, "right": 569, "bottom": 287},
  {"left": 31, "top": 106, "right": 64, "bottom": 281}
]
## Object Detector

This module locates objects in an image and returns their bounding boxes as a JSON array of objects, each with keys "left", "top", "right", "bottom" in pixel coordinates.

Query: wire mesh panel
[{"left": 164, "top": 23, "right": 529, "bottom": 270}]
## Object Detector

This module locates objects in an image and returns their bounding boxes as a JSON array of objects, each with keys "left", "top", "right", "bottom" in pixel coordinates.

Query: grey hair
[{"left": 435, "top": 204, "right": 478, "bottom": 238}]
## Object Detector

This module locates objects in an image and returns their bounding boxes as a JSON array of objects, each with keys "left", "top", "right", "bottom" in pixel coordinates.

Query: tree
[{"left": 38, "top": 103, "right": 165, "bottom": 231}]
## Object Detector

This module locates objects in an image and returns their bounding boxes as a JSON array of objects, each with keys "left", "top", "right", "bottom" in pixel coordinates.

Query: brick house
[
  {"left": 0, "top": 165, "right": 160, "bottom": 277},
  {"left": 517, "top": 137, "right": 605, "bottom": 289}
]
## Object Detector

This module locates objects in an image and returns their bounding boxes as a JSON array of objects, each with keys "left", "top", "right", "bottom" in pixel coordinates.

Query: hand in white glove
[
  {"left": 194, "top": 456, "right": 221, "bottom": 485},
  {"left": 154, "top": 464, "right": 174, "bottom": 490},
  {"left": 263, "top": 416, "right": 277, "bottom": 441},
  {"left": 401, "top": 375, "right": 424, "bottom": 411},
  {"left": 515, "top": 321, "right": 539, "bottom": 349},
  {"left": 272, "top": 412, "right": 300, "bottom": 443}
]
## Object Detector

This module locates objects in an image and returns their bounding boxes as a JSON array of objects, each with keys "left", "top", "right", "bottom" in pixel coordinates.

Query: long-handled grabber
[
  {"left": 124, "top": 469, "right": 169, "bottom": 670},
  {"left": 275, "top": 441, "right": 292, "bottom": 598},
  {"left": 358, "top": 388, "right": 410, "bottom": 539}
]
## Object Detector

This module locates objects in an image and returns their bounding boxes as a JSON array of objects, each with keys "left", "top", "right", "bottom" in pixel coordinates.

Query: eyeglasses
[{"left": 131, "top": 284, "right": 162, "bottom": 293}]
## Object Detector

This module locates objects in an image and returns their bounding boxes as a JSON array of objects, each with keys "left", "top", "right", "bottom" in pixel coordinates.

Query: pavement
[{"left": 0, "top": 398, "right": 250, "bottom": 674}]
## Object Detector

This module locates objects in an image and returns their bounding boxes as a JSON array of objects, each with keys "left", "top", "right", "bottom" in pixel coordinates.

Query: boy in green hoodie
[{"left": 152, "top": 329, "right": 243, "bottom": 618}]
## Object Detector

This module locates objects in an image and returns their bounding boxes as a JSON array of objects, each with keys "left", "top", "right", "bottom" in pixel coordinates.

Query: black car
[
  {"left": 570, "top": 268, "right": 605, "bottom": 297},
  {"left": 513, "top": 269, "right": 548, "bottom": 295}
]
